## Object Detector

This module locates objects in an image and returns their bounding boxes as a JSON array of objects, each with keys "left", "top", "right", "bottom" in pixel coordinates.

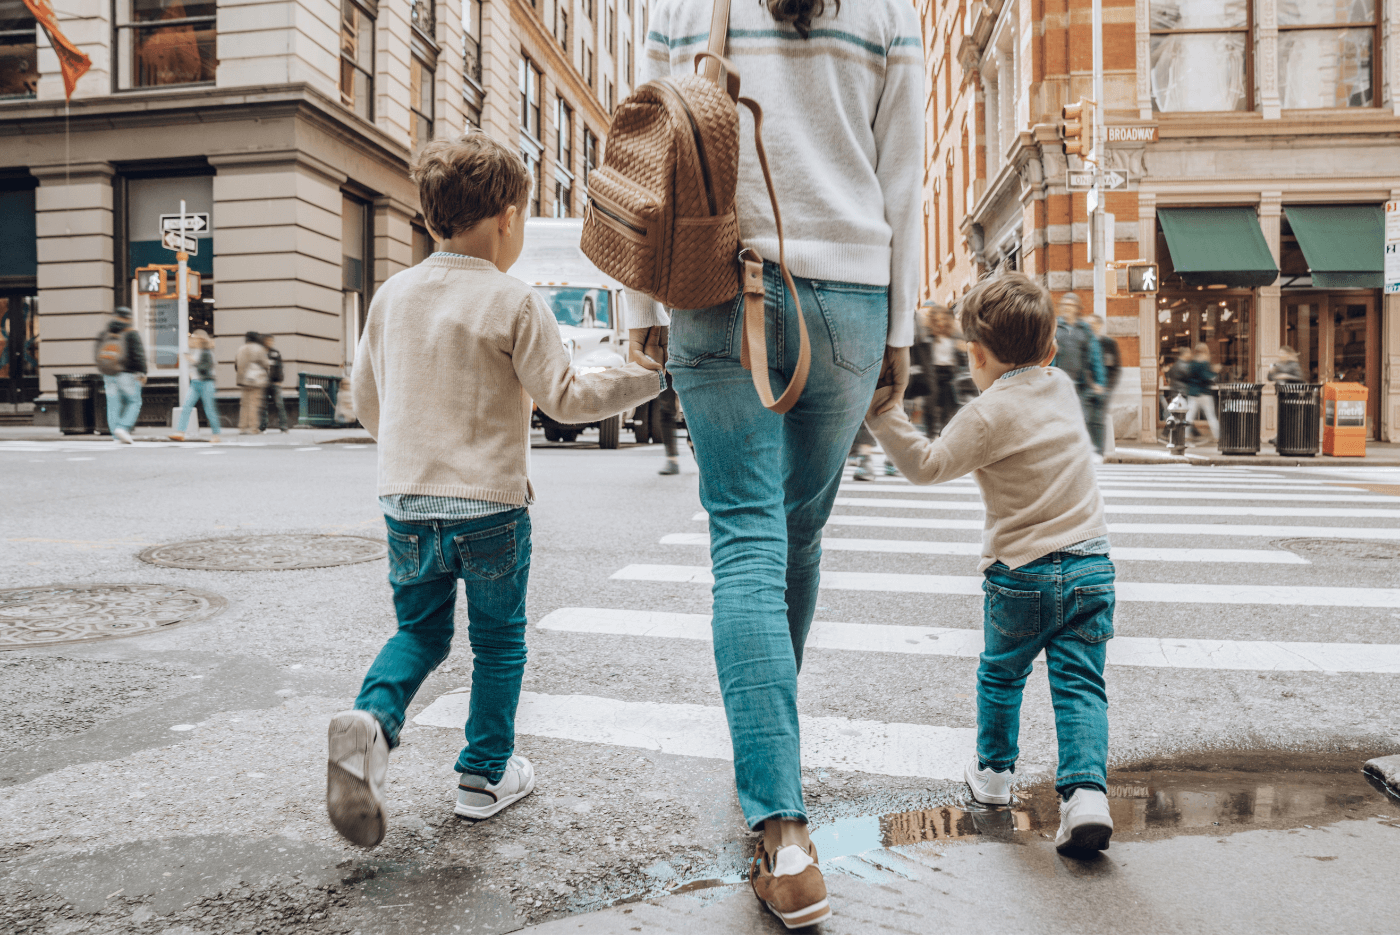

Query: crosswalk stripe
[
  {"left": 413, "top": 689, "right": 974, "bottom": 781},
  {"left": 658, "top": 532, "right": 1309, "bottom": 565},
  {"left": 612, "top": 564, "right": 1400, "bottom": 608},
  {"left": 832, "top": 497, "right": 1400, "bottom": 519},
  {"left": 537, "top": 608, "right": 1400, "bottom": 674},
  {"left": 696, "top": 510, "right": 1400, "bottom": 539},
  {"left": 838, "top": 485, "right": 1397, "bottom": 503}
]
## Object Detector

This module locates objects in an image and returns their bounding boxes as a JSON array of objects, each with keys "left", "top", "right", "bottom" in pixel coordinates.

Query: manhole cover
[
  {"left": 1276, "top": 538, "right": 1400, "bottom": 563},
  {"left": 138, "top": 534, "right": 387, "bottom": 571},
  {"left": 0, "top": 583, "right": 225, "bottom": 649}
]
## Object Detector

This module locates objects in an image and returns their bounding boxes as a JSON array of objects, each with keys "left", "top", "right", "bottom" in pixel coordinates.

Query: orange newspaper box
[{"left": 1322, "top": 383, "right": 1367, "bottom": 457}]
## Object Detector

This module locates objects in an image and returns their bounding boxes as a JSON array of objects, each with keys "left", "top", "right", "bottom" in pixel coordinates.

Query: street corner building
[
  {"left": 0, "top": 0, "right": 644, "bottom": 427},
  {"left": 918, "top": 0, "right": 1400, "bottom": 444}
]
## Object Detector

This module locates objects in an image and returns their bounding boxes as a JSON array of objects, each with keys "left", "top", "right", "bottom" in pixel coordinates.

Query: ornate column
[
  {"left": 1257, "top": 0, "right": 1281, "bottom": 119},
  {"left": 1137, "top": 191, "right": 1157, "bottom": 442},
  {"left": 1390, "top": 0, "right": 1400, "bottom": 117},
  {"left": 1135, "top": 0, "right": 1151, "bottom": 119},
  {"left": 1258, "top": 193, "right": 1283, "bottom": 433}
]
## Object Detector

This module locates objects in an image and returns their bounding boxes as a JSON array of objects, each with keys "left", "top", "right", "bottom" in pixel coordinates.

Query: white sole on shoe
[
  {"left": 762, "top": 897, "right": 832, "bottom": 930},
  {"left": 325, "top": 713, "right": 386, "bottom": 847},
  {"left": 1056, "top": 819, "right": 1113, "bottom": 855},
  {"left": 453, "top": 774, "right": 536, "bottom": 820},
  {"left": 964, "top": 759, "right": 1012, "bottom": 806}
]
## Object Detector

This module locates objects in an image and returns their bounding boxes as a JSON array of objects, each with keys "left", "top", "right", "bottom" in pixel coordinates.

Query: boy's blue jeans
[
  {"left": 977, "top": 552, "right": 1114, "bottom": 795},
  {"left": 354, "top": 508, "right": 531, "bottom": 783},
  {"left": 669, "top": 261, "right": 887, "bottom": 829}
]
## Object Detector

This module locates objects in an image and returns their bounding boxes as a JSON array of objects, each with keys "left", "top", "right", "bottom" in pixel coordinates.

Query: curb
[
  {"left": 1363, "top": 755, "right": 1400, "bottom": 798},
  {"left": 1109, "top": 447, "right": 1400, "bottom": 468}
]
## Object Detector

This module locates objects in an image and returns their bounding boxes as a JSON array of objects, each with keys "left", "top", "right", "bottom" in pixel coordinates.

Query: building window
[
  {"left": 115, "top": 0, "right": 218, "bottom": 90},
  {"left": 607, "top": 5, "right": 615, "bottom": 53},
  {"left": 410, "top": 55, "right": 435, "bottom": 146},
  {"left": 625, "top": 38, "right": 633, "bottom": 86},
  {"left": 584, "top": 44, "right": 594, "bottom": 87},
  {"left": 605, "top": 78, "right": 614, "bottom": 113},
  {"left": 587, "top": 0, "right": 594, "bottom": 21},
  {"left": 557, "top": 98, "right": 573, "bottom": 170},
  {"left": 583, "top": 128, "right": 597, "bottom": 185},
  {"left": 463, "top": 0, "right": 482, "bottom": 85},
  {"left": 340, "top": 0, "right": 375, "bottom": 120},
  {"left": 1278, "top": 0, "right": 1376, "bottom": 109},
  {"left": 521, "top": 149, "right": 542, "bottom": 216},
  {"left": 0, "top": 0, "right": 37, "bottom": 98},
  {"left": 342, "top": 195, "right": 370, "bottom": 360},
  {"left": 1157, "top": 295, "right": 1254, "bottom": 382},
  {"left": 519, "top": 55, "right": 542, "bottom": 139},
  {"left": 555, "top": 4, "right": 568, "bottom": 48},
  {"left": 410, "top": 0, "right": 434, "bottom": 41},
  {"left": 1148, "top": 0, "right": 1249, "bottom": 112},
  {"left": 554, "top": 179, "right": 573, "bottom": 217}
]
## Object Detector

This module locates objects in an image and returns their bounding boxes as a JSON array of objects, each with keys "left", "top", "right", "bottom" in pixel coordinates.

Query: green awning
[
  {"left": 1285, "top": 204, "right": 1384, "bottom": 289},
  {"left": 1158, "top": 207, "right": 1278, "bottom": 288}
]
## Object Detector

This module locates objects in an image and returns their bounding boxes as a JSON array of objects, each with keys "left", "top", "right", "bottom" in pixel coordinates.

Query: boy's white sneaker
[
  {"left": 455, "top": 754, "right": 535, "bottom": 819},
  {"left": 964, "top": 755, "right": 1013, "bottom": 805},
  {"left": 1055, "top": 787, "right": 1114, "bottom": 855},
  {"left": 326, "top": 710, "right": 389, "bottom": 848}
]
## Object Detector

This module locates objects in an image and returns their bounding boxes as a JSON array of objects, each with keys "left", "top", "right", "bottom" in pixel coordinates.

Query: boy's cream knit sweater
[
  {"left": 866, "top": 367, "right": 1107, "bottom": 571},
  {"left": 353, "top": 255, "right": 663, "bottom": 505}
]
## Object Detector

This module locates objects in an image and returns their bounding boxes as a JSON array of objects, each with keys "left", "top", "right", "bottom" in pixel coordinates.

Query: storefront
[{"left": 0, "top": 178, "right": 38, "bottom": 409}]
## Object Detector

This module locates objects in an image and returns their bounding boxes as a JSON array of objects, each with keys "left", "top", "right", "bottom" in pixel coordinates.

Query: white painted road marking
[
  {"left": 612, "top": 564, "right": 1400, "bottom": 609},
  {"left": 697, "top": 510, "right": 1400, "bottom": 540},
  {"left": 838, "top": 485, "right": 1399, "bottom": 504},
  {"left": 414, "top": 689, "right": 975, "bottom": 781},
  {"left": 832, "top": 496, "right": 1400, "bottom": 519},
  {"left": 658, "top": 533, "right": 1309, "bottom": 565},
  {"left": 538, "top": 608, "right": 1400, "bottom": 674}
]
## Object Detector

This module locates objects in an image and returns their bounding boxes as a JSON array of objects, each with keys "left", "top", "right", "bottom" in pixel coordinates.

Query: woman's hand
[
  {"left": 628, "top": 327, "right": 665, "bottom": 372},
  {"left": 870, "top": 346, "right": 909, "bottom": 416}
]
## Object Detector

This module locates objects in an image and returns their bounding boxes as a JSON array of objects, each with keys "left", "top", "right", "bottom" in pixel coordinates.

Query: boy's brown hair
[
  {"left": 410, "top": 132, "right": 532, "bottom": 240},
  {"left": 957, "top": 272, "right": 1056, "bottom": 366}
]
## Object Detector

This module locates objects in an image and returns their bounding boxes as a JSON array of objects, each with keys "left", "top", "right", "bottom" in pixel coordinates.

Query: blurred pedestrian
[
  {"left": 1267, "top": 346, "right": 1304, "bottom": 383},
  {"left": 925, "top": 306, "right": 966, "bottom": 437},
  {"left": 1051, "top": 293, "right": 1106, "bottom": 457},
  {"left": 259, "top": 334, "right": 290, "bottom": 432},
  {"left": 93, "top": 305, "right": 145, "bottom": 444},
  {"left": 1184, "top": 342, "right": 1219, "bottom": 442},
  {"left": 636, "top": 0, "right": 923, "bottom": 921},
  {"left": 235, "top": 331, "right": 270, "bottom": 435},
  {"left": 1087, "top": 315, "right": 1119, "bottom": 448},
  {"left": 626, "top": 291, "right": 681, "bottom": 476},
  {"left": 169, "top": 329, "right": 220, "bottom": 442}
]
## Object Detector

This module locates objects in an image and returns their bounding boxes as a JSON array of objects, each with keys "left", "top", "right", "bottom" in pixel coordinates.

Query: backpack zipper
[
  {"left": 657, "top": 79, "right": 717, "bottom": 216},
  {"left": 590, "top": 196, "right": 648, "bottom": 235}
]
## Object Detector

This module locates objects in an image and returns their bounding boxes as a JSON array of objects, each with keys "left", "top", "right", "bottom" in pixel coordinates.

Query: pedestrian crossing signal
[
  {"left": 135, "top": 267, "right": 166, "bottom": 295},
  {"left": 1128, "top": 264, "right": 1159, "bottom": 294}
]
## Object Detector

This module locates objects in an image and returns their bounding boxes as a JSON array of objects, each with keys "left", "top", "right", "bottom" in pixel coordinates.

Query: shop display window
[{"left": 1157, "top": 295, "right": 1254, "bottom": 382}]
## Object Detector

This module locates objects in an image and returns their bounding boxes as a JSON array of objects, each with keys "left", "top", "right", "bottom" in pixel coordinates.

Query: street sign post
[
  {"left": 160, "top": 213, "right": 209, "bottom": 233},
  {"left": 161, "top": 230, "right": 198, "bottom": 254},
  {"left": 1385, "top": 201, "right": 1400, "bottom": 295}
]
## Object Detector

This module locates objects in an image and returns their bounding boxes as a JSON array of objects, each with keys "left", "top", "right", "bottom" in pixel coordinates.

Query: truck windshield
[{"left": 534, "top": 286, "right": 611, "bottom": 328}]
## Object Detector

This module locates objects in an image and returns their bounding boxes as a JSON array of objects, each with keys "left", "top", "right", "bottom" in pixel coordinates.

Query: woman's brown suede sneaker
[{"left": 750, "top": 840, "right": 831, "bottom": 929}]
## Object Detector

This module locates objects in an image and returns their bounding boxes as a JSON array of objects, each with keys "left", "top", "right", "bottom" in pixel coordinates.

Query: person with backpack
[
  {"left": 1050, "top": 292, "right": 1106, "bottom": 456},
  {"left": 235, "top": 331, "right": 271, "bottom": 435},
  {"left": 168, "top": 329, "right": 221, "bottom": 442},
  {"left": 94, "top": 305, "right": 146, "bottom": 444},
  {"left": 629, "top": 0, "right": 923, "bottom": 926},
  {"left": 259, "top": 334, "right": 289, "bottom": 432}
]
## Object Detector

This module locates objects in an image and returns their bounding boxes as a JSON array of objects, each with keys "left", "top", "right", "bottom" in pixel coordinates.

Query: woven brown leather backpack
[{"left": 580, "top": 0, "right": 810, "bottom": 413}]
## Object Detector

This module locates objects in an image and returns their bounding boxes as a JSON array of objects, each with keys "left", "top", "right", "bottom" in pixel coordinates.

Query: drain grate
[
  {"left": 0, "top": 583, "right": 225, "bottom": 648},
  {"left": 138, "top": 534, "right": 387, "bottom": 571},
  {"left": 1276, "top": 538, "right": 1400, "bottom": 563}
]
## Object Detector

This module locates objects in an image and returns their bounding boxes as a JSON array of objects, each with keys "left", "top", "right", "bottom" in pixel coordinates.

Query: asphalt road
[{"left": 1, "top": 431, "right": 1398, "bottom": 935}]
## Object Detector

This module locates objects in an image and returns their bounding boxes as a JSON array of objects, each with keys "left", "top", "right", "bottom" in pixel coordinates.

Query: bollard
[{"left": 1164, "top": 393, "right": 1188, "bottom": 456}]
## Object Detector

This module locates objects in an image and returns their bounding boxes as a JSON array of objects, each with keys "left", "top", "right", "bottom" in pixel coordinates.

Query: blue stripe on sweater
[{"left": 649, "top": 27, "right": 917, "bottom": 57}]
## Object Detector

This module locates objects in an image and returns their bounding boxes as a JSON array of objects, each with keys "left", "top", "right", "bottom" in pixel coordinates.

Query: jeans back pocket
[
  {"left": 387, "top": 528, "right": 420, "bottom": 584},
  {"left": 454, "top": 522, "right": 520, "bottom": 581},
  {"left": 812, "top": 282, "right": 888, "bottom": 376},
  {"left": 666, "top": 296, "right": 741, "bottom": 368},
  {"left": 983, "top": 579, "right": 1042, "bottom": 639},
  {"left": 1068, "top": 583, "right": 1116, "bottom": 643}
]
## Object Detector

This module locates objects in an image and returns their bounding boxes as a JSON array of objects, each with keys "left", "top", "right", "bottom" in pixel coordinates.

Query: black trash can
[
  {"left": 1275, "top": 383, "right": 1322, "bottom": 456},
  {"left": 57, "top": 373, "right": 95, "bottom": 435},
  {"left": 1216, "top": 383, "right": 1263, "bottom": 455},
  {"left": 93, "top": 375, "right": 111, "bottom": 435}
]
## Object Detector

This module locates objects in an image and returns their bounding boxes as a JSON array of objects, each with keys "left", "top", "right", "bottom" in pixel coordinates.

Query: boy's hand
[{"left": 870, "top": 346, "right": 909, "bottom": 416}]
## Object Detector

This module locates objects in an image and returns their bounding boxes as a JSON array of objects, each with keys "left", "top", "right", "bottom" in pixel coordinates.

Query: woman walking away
[
  {"left": 1268, "top": 346, "right": 1304, "bottom": 383},
  {"left": 1184, "top": 342, "right": 1219, "bottom": 442},
  {"left": 638, "top": 0, "right": 923, "bottom": 926},
  {"left": 925, "top": 307, "right": 966, "bottom": 437},
  {"left": 169, "top": 330, "right": 221, "bottom": 442}
]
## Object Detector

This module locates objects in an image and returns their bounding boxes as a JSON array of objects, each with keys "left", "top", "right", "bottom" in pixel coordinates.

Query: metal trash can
[
  {"left": 93, "top": 375, "right": 111, "bottom": 435},
  {"left": 57, "top": 373, "right": 95, "bottom": 435},
  {"left": 1275, "top": 382, "right": 1322, "bottom": 456},
  {"left": 1215, "top": 383, "right": 1262, "bottom": 455},
  {"left": 298, "top": 372, "right": 344, "bottom": 427}
]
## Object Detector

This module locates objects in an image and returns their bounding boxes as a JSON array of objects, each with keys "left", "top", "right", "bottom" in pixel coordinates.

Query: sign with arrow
[
  {"left": 1066, "top": 169, "right": 1132, "bottom": 193},
  {"left": 160, "top": 213, "right": 209, "bottom": 233},
  {"left": 161, "top": 230, "right": 199, "bottom": 255}
]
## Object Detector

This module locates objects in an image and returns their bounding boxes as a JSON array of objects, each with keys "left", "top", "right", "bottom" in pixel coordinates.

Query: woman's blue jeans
[
  {"left": 175, "top": 378, "right": 221, "bottom": 434},
  {"left": 354, "top": 509, "right": 531, "bottom": 783},
  {"left": 669, "top": 261, "right": 887, "bottom": 828},
  {"left": 978, "top": 552, "right": 1115, "bottom": 795}
]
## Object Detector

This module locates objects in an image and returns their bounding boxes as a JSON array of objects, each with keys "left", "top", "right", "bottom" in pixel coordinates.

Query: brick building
[
  {"left": 0, "top": 0, "right": 644, "bottom": 425},
  {"left": 919, "top": 0, "right": 1400, "bottom": 443}
]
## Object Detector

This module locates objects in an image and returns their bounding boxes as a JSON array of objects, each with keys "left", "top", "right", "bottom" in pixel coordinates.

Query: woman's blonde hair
[
  {"left": 191, "top": 329, "right": 212, "bottom": 349},
  {"left": 1193, "top": 342, "right": 1212, "bottom": 361},
  {"left": 1277, "top": 345, "right": 1298, "bottom": 361}
]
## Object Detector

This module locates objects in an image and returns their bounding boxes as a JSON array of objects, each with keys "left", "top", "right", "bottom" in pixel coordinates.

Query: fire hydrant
[{"left": 1164, "top": 393, "right": 1189, "bottom": 456}]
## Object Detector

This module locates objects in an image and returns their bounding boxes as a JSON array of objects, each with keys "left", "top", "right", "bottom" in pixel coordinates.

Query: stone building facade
[
  {"left": 0, "top": 0, "right": 645, "bottom": 423},
  {"left": 920, "top": 0, "right": 1400, "bottom": 443}
]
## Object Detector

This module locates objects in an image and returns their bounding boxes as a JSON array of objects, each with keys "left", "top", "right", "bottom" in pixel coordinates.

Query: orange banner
[{"left": 21, "top": 0, "right": 92, "bottom": 101}]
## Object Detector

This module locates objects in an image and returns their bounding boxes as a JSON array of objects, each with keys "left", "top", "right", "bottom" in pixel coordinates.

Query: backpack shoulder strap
[{"left": 701, "top": 0, "right": 731, "bottom": 84}]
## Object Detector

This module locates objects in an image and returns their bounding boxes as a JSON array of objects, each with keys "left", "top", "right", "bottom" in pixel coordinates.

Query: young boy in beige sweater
[
  {"left": 325, "top": 133, "right": 663, "bottom": 848},
  {"left": 865, "top": 273, "right": 1116, "bottom": 856}
]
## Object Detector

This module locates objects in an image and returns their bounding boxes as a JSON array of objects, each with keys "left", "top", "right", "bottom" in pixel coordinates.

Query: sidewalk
[
  {"left": 0, "top": 425, "right": 374, "bottom": 445},
  {"left": 1108, "top": 438, "right": 1400, "bottom": 467}
]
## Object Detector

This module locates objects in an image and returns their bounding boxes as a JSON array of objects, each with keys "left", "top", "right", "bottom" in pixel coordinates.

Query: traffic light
[
  {"left": 1062, "top": 98, "right": 1096, "bottom": 160},
  {"left": 135, "top": 267, "right": 167, "bottom": 296}
]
